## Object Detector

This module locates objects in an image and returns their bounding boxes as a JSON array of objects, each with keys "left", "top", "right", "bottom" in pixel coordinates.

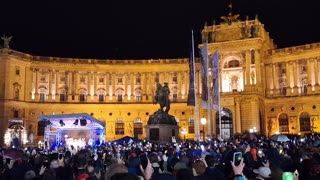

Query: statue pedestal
[{"left": 145, "top": 109, "right": 179, "bottom": 144}]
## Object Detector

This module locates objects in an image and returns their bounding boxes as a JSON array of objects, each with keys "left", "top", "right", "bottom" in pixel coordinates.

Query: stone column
[
  {"left": 242, "top": 66, "right": 246, "bottom": 90},
  {"left": 265, "top": 64, "right": 273, "bottom": 96},
  {"left": 112, "top": 73, "right": 116, "bottom": 101},
  {"left": 124, "top": 73, "right": 128, "bottom": 102},
  {"left": 94, "top": 72, "right": 98, "bottom": 101},
  {"left": 129, "top": 73, "right": 134, "bottom": 101},
  {"left": 235, "top": 98, "right": 241, "bottom": 133},
  {"left": 272, "top": 63, "right": 279, "bottom": 96},
  {"left": 314, "top": 59, "right": 320, "bottom": 92},
  {"left": 147, "top": 72, "right": 152, "bottom": 102},
  {"left": 74, "top": 71, "right": 79, "bottom": 101},
  {"left": 315, "top": 59, "right": 319, "bottom": 85},
  {"left": 160, "top": 72, "right": 164, "bottom": 84},
  {"left": 177, "top": 72, "right": 182, "bottom": 101},
  {"left": 87, "top": 71, "right": 91, "bottom": 101},
  {"left": 48, "top": 70, "right": 53, "bottom": 101},
  {"left": 307, "top": 59, "right": 313, "bottom": 94},
  {"left": 184, "top": 71, "right": 188, "bottom": 95},
  {"left": 34, "top": 69, "right": 39, "bottom": 100},
  {"left": 255, "top": 50, "right": 262, "bottom": 85},
  {"left": 68, "top": 71, "right": 72, "bottom": 98},
  {"left": 55, "top": 70, "right": 60, "bottom": 101},
  {"left": 105, "top": 73, "right": 109, "bottom": 99},
  {"left": 245, "top": 50, "right": 251, "bottom": 87},
  {"left": 292, "top": 61, "right": 299, "bottom": 95},
  {"left": 142, "top": 73, "right": 147, "bottom": 101},
  {"left": 286, "top": 62, "right": 291, "bottom": 95}
]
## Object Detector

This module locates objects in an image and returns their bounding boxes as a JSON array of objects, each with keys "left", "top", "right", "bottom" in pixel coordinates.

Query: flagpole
[
  {"left": 206, "top": 44, "right": 212, "bottom": 139},
  {"left": 191, "top": 30, "right": 200, "bottom": 141},
  {"left": 218, "top": 59, "right": 222, "bottom": 140}
]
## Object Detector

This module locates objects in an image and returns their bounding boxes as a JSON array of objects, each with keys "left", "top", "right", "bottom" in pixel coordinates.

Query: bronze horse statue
[{"left": 153, "top": 82, "right": 170, "bottom": 113}]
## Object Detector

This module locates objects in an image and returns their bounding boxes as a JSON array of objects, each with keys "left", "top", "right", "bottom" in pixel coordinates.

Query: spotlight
[
  {"left": 73, "top": 119, "right": 79, "bottom": 126},
  {"left": 59, "top": 120, "right": 65, "bottom": 126},
  {"left": 80, "top": 118, "right": 87, "bottom": 126}
]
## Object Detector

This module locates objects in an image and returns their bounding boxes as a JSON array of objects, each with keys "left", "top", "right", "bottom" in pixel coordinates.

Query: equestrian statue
[{"left": 153, "top": 82, "right": 171, "bottom": 113}]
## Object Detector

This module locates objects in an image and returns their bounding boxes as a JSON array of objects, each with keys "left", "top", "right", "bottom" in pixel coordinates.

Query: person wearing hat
[{"left": 252, "top": 166, "right": 272, "bottom": 179}]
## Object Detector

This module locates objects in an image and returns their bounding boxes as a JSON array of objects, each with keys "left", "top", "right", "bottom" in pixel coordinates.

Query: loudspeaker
[
  {"left": 39, "top": 120, "right": 51, "bottom": 127},
  {"left": 80, "top": 119, "right": 87, "bottom": 126}
]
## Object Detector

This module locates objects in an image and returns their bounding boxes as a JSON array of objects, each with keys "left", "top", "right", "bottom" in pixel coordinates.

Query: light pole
[
  {"left": 201, "top": 117, "right": 207, "bottom": 142},
  {"left": 181, "top": 128, "right": 187, "bottom": 141}
]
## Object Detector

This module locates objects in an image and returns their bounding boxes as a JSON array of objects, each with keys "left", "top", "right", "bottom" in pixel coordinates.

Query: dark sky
[{"left": 1, "top": 1, "right": 320, "bottom": 59}]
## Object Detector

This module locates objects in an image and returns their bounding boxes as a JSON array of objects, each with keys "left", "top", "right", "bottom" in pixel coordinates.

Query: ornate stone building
[{"left": 0, "top": 15, "right": 320, "bottom": 146}]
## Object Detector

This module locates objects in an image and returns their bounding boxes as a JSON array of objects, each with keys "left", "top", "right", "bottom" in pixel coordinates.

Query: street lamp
[
  {"left": 181, "top": 128, "right": 187, "bottom": 141},
  {"left": 201, "top": 117, "right": 207, "bottom": 142}
]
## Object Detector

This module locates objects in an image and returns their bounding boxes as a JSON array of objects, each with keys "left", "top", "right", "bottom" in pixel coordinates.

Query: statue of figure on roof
[
  {"left": 153, "top": 82, "right": 171, "bottom": 113},
  {"left": 1, "top": 35, "right": 13, "bottom": 48}
]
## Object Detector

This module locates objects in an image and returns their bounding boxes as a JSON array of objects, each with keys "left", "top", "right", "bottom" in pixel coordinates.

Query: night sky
[{"left": 1, "top": 1, "right": 319, "bottom": 59}]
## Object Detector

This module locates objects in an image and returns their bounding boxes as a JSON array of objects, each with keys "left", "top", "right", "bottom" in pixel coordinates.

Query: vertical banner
[
  {"left": 187, "top": 50, "right": 196, "bottom": 106},
  {"left": 211, "top": 50, "right": 219, "bottom": 111},
  {"left": 200, "top": 43, "right": 209, "bottom": 109}
]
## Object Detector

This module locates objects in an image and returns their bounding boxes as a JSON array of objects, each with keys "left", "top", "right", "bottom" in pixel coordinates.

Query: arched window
[
  {"left": 79, "top": 89, "right": 87, "bottom": 102},
  {"left": 136, "top": 73, "right": 141, "bottom": 85},
  {"left": 134, "top": 87, "right": 142, "bottom": 102},
  {"left": 278, "top": 113, "right": 289, "bottom": 132},
  {"left": 14, "top": 89, "right": 19, "bottom": 100},
  {"left": 115, "top": 118, "right": 124, "bottom": 135},
  {"left": 13, "top": 82, "right": 21, "bottom": 100},
  {"left": 154, "top": 72, "right": 159, "bottom": 83},
  {"left": 134, "top": 117, "right": 143, "bottom": 135},
  {"left": 188, "top": 118, "right": 195, "bottom": 134},
  {"left": 172, "top": 72, "right": 178, "bottom": 84},
  {"left": 115, "top": 88, "right": 124, "bottom": 103},
  {"left": 59, "top": 89, "right": 67, "bottom": 102},
  {"left": 300, "top": 112, "right": 311, "bottom": 131},
  {"left": 172, "top": 87, "right": 178, "bottom": 102},
  {"left": 97, "top": 89, "right": 105, "bottom": 102}
]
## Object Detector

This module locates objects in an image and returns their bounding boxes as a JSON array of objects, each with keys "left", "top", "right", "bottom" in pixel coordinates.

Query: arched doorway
[
  {"left": 4, "top": 124, "right": 26, "bottom": 148},
  {"left": 216, "top": 108, "right": 233, "bottom": 139}
]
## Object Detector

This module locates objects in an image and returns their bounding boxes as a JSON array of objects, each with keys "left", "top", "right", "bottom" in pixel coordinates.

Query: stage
[{"left": 38, "top": 113, "right": 105, "bottom": 150}]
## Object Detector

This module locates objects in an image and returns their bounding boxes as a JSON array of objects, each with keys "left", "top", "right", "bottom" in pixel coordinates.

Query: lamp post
[{"left": 201, "top": 117, "right": 207, "bottom": 142}]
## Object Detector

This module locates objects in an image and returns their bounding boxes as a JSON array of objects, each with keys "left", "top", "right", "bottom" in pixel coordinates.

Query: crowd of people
[{"left": 1, "top": 133, "right": 320, "bottom": 180}]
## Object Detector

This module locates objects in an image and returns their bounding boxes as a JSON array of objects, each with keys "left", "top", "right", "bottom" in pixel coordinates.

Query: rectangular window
[
  {"left": 173, "top": 94, "right": 178, "bottom": 102},
  {"left": 173, "top": 76, "right": 178, "bottom": 84},
  {"left": 16, "top": 69, "right": 20, "bottom": 75},
  {"left": 80, "top": 76, "right": 86, "bottom": 83},
  {"left": 135, "top": 95, "right": 142, "bottom": 102},
  {"left": 136, "top": 77, "right": 141, "bottom": 84},
  {"left": 60, "top": 76, "right": 65, "bottom": 82},
  {"left": 99, "top": 78, "right": 104, "bottom": 83},
  {"left": 60, "top": 94, "right": 66, "bottom": 101},
  {"left": 40, "top": 93, "right": 45, "bottom": 102},
  {"left": 79, "top": 94, "right": 86, "bottom": 102},
  {"left": 13, "top": 110, "right": 19, "bottom": 118},
  {"left": 188, "top": 119, "right": 195, "bottom": 134},
  {"left": 99, "top": 94, "right": 104, "bottom": 102},
  {"left": 14, "top": 89, "right": 19, "bottom": 100},
  {"left": 40, "top": 75, "right": 46, "bottom": 83},
  {"left": 118, "top": 77, "right": 123, "bottom": 84},
  {"left": 117, "top": 95, "right": 123, "bottom": 103}
]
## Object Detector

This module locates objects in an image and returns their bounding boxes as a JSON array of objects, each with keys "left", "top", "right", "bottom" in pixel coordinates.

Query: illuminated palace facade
[{"left": 1, "top": 16, "right": 320, "bottom": 146}]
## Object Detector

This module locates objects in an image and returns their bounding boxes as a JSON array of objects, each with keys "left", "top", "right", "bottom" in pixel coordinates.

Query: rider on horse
[{"left": 153, "top": 82, "right": 170, "bottom": 113}]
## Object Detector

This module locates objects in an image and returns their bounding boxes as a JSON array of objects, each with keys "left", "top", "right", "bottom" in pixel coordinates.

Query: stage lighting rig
[
  {"left": 80, "top": 118, "right": 87, "bottom": 126},
  {"left": 73, "top": 119, "right": 79, "bottom": 126},
  {"left": 59, "top": 120, "right": 65, "bottom": 126}
]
